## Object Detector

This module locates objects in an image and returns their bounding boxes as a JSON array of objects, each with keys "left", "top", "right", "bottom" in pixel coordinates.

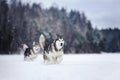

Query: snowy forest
[{"left": 0, "top": 0, "right": 120, "bottom": 54}]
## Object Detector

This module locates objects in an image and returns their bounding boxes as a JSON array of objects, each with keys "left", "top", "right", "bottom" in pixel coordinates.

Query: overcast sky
[{"left": 23, "top": 0, "right": 120, "bottom": 29}]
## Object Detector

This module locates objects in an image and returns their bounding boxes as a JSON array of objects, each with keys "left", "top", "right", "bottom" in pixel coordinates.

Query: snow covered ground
[{"left": 0, "top": 53, "right": 120, "bottom": 80}]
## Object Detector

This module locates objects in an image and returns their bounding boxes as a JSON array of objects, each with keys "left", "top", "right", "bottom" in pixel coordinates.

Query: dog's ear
[
  {"left": 60, "top": 34, "right": 63, "bottom": 38},
  {"left": 56, "top": 34, "right": 60, "bottom": 38},
  {"left": 56, "top": 34, "right": 63, "bottom": 39}
]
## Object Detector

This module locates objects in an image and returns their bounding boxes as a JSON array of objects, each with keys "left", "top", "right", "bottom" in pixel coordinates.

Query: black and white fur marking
[
  {"left": 23, "top": 42, "right": 40, "bottom": 61},
  {"left": 40, "top": 34, "right": 64, "bottom": 64}
]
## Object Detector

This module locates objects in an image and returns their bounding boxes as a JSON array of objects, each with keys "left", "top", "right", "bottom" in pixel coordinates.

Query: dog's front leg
[{"left": 56, "top": 55, "right": 63, "bottom": 64}]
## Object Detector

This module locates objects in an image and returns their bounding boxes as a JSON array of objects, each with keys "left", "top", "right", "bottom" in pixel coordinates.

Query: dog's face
[
  {"left": 33, "top": 45, "right": 40, "bottom": 52},
  {"left": 55, "top": 35, "right": 64, "bottom": 50},
  {"left": 33, "top": 42, "right": 40, "bottom": 53}
]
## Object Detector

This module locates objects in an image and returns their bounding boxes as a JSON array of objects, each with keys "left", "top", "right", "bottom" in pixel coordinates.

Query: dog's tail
[
  {"left": 39, "top": 34, "right": 45, "bottom": 50},
  {"left": 23, "top": 44, "right": 28, "bottom": 51}
]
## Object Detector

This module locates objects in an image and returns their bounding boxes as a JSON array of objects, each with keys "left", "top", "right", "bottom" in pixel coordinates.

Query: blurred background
[{"left": 0, "top": 0, "right": 120, "bottom": 54}]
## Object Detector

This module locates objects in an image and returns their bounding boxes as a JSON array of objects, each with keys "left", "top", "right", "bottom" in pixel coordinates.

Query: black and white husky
[
  {"left": 39, "top": 34, "right": 64, "bottom": 64},
  {"left": 23, "top": 42, "right": 40, "bottom": 61}
]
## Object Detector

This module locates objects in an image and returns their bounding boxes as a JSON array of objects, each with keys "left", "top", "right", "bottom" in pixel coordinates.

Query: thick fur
[
  {"left": 33, "top": 41, "right": 40, "bottom": 54},
  {"left": 23, "top": 42, "right": 40, "bottom": 61},
  {"left": 40, "top": 34, "right": 64, "bottom": 64}
]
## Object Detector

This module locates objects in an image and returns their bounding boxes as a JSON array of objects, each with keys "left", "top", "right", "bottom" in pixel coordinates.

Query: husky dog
[
  {"left": 39, "top": 34, "right": 64, "bottom": 64},
  {"left": 23, "top": 42, "right": 40, "bottom": 61}
]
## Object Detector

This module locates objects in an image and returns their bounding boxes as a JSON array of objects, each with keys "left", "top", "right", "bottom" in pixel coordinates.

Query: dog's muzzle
[{"left": 61, "top": 43, "right": 63, "bottom": 46}]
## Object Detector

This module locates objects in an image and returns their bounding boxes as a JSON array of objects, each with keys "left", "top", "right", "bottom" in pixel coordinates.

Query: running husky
[
  {"left": 39, "top": 34, "right": 64, "bottom": 64},
  {"left": 23, "top": 42, "right": 40, "bottom": 61}
]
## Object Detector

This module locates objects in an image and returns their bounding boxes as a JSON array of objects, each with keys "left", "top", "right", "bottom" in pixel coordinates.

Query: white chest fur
[{"left": 45, "top": 50, "right": 64, "bottom": 64}]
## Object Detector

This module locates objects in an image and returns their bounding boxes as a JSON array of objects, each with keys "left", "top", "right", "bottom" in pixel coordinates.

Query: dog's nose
[{"left": 61, "top": 43, "right": 63, "bottom": 46}]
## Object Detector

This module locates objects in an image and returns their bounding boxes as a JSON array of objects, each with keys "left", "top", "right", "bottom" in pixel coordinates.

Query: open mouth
[{"left": 61, "top": 43, "right": 63, "bottom": 46}]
